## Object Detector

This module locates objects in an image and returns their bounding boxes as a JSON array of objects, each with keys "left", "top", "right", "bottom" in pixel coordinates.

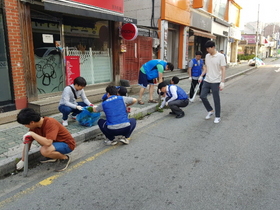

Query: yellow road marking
[
  {"left": 0, "top": 147, "right": 114, "bottom": 208},
  {"left": 0, "top": 116, "right": 168, "bottom": 208}
]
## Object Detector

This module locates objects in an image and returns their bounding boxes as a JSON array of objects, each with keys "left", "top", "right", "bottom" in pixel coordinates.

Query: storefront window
[
  {"left": 213, "top": 0, "right": 227, "bottom": 19},
  {"left": 203, "top": 0, "right": 210, "bottom": 11},
  {"left": 0, "top": 11, "right": 13, "bottom": 105},
  {"left": 64, "top": 19, "right": 112, "bottom": 85},
  {"left": 32, "top": 20, "right": 64, "bottom": 94}
]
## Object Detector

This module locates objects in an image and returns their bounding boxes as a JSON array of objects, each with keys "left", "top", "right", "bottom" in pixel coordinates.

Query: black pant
[
  {"left": 189, "top": 79, "right": 203, "bottom": 99},
  {"left": 166, "top": 98, "right": 189, "bottom": 115}
]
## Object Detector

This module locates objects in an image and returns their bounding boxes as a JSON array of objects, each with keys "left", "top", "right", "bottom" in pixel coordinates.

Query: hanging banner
[
  {"left": 70, "top": 0, "right": 123, "bottom": 13},
  {"left": 121, "top": 23, "right": 138, "bottom": 41},
  {"left": 65, "top": 56, "right": 80, "bottom": 85}
]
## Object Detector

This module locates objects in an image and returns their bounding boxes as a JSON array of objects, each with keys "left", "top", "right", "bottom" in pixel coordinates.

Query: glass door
[{"left": 0, "top": 11, "right": 14, "bottom": 111}]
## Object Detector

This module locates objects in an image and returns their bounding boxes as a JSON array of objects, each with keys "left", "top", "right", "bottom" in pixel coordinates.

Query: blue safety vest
[
  {"left": 191, "top": 58, "right": 203, "bottom": 77},
  {"left": 166, "top": 85, "right": 188, "bottom": 100},
  {"left": 143, "top": 59, "right": 167, "bottom": 80},
  {"left": 102, "top": 95, "right": 129, "bottom": 125}
]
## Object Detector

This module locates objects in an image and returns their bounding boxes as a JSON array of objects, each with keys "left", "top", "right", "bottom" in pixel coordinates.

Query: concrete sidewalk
[{"left": 0, "top": 58, "right": 275, "bottom": 177}]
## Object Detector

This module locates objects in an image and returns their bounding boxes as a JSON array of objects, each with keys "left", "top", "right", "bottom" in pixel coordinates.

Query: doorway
[{"left": 0, "top": 11, "right": 14, "bottom": 112}]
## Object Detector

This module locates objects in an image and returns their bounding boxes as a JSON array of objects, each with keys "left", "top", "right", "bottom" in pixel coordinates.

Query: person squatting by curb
[
  {"left": 58, "top": 76, "right": 94, "bottom": 127},
  {"left": 157, "top": 81, "right": 189, "bottom": 118},
  {"left": 93, "top": 85, "right": 137, "bottom": 146},
  {"left": 199, "top": 40, "right": 226, "bottom": 124},
  {"left": 16, "top": 108, "right": 75, "bottom": 172},
  {"left": 138, "top": 59, "right": 174, "bottom": 105}
]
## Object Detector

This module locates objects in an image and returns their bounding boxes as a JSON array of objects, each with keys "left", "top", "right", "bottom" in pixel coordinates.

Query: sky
[{"left": 236, "top": 0, "right": 280, "bottom": 24}]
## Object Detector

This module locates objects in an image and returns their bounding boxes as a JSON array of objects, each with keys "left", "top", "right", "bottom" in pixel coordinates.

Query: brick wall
[{"left": 4, "top": 0, "right": 27, "bottom": 109}]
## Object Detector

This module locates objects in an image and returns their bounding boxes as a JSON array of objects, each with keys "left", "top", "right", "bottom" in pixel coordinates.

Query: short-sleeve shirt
[
  {"left": 205, "top": 52, "right": 226, "bottom": 83},
  {"left": 140, "top": 64, "right": 164, "bottom": 74},
  {"left": 31, "top": 117, "right": 76, "bottom": 151}
]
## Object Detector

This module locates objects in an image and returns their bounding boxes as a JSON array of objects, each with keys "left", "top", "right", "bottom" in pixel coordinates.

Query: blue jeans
[
  {"left": 98, "top": 118, "right": 137, "bottom": 141},
  {"left": 58, "top": 102, "right": 87, "bottom": 120}
]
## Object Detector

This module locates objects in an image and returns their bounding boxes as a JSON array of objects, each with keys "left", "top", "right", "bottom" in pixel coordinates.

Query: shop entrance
[
  {"left": 0, "top": 11, "right": 14, "bottom": 112},
  {"left": 32, "top": 19, "right": 64, "bottom": 94}
]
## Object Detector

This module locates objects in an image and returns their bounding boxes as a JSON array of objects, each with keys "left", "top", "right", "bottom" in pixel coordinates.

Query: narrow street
[{"left": 0, "top": 62, "right": 280, "bottom": 210}]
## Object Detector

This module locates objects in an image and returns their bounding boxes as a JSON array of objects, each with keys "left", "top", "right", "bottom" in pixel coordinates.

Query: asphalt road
[{"left": 0, "top": 62, "right": 280, "bottom": 210}]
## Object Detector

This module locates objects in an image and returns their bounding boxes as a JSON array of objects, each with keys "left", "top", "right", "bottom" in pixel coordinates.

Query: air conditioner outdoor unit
[{"left": 152, "top": 38, "right": 160, "bottom": 48}]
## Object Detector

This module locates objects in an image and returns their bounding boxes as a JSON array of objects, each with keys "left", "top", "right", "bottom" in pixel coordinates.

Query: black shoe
[
  {"left": 39, "top": 157, "right": 57, "bottom": 163},
  {"left": 175, "top": 112, "right": 185, "bottom": 118},
  {"left": 55, "top": 155, "right": 71, "bottom": 172},
  {"left": 169, "top": 112, "right": 176, "bottom": 115}
]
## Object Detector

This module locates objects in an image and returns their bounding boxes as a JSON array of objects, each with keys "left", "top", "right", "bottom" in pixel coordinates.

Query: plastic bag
[{"left": 77, "top": 107, "right": 101, "bottom": 127}]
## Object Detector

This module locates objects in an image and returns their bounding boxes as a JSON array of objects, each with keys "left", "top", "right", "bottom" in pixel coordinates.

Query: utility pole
[{"left": 255, "top": 4, "right": 260, "bottom": 66}]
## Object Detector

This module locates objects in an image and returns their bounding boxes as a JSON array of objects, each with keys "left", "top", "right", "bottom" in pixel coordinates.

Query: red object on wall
[
  {"left": 71, "top": 0, "right": 123, "bottom": 13},
  {"left": 121, "top": 23, "right": 138, "bottom": 41},
  {"left": 65, "top": 56, "right": 80, "bottom": 85}
]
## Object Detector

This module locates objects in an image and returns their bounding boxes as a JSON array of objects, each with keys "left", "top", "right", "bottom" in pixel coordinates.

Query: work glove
[
  {"left": 76, "top": 105, "right": 83, "bottom": 111},
  {"left": 219, "top": 82, "right": 225, "bottom": 90},
  {"left": 165, "top": 101, "right": 169, "bottom": 107},
  {"left": 16, "top": 160, "right": 24, "bottom": 170},
  {"left": 188, "top": 77, "right": 192, "bottom": 81},
  {"left": 23, "top": 132, "right": 33, "bottom": 144},
  {"left": 198, "top": 76, "right": 203, "bottom": 83}
]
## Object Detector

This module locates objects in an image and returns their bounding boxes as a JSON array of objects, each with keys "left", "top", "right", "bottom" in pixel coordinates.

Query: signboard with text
[
  {"left": 65, "top": 56, "right": 80, "bottom": 85},
  {"left": 121, "top": 23, "right": 138, "bottom": 41},
  {"left": 71, "top": 0, "right": 123, "bottom": 13}
]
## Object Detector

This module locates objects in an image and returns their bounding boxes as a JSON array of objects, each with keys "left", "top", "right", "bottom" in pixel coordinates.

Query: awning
[
  {"left": 191, "top": 29, "right": 216, "bottom": 39},
  {"left": 43, "top": 0, "right": 137, "bottom": 24}
]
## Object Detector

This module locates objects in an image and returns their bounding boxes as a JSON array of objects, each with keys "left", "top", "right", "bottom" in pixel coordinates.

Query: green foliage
[
  {"left": 237, "top": 54, "right": 255, "bottom": 61},
  {"left": 87, "top": 106, "right": 93, "bottom": 113},
  {"left": 156, "top": 105, "right": 164, "bottom": 112},
  {"left": 134, "top": 113, "right": 144, "bottom": 120}
]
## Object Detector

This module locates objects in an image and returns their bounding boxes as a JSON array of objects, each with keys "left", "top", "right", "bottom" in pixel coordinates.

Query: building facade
[
  {"left": 124, "top": 0, "right": 191, "bottom": 70},
  {"left": 191, "top": 0, "right": 242, "bottom": 64},
  {"left": 1, "top": 0, "right": 136, "bottom": 114}
]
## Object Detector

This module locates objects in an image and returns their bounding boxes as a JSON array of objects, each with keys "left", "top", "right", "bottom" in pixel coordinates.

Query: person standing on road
[
  {"left": 220, "top": 50, "right": 227, "bottom": 64},
  {"left": 58, "top": 77, "right": 94, "bottom": 127},
  {"left": 93, "top": 85, "right": 137, "bottom": 146},
  {"left": 158, "top": 82, "right": 189, "bottom": 118},
  {"left": 199, "top": 40, "right": 226, "bottom": 123},
  {"left": 138, "top": 59, "right": 174, "bottom": 105},
  {"left": 16, "top": 108, "right": 75, "bottom": 172},
  {"left": 188, "top": 51, "right": 205, "bottom": 99}
]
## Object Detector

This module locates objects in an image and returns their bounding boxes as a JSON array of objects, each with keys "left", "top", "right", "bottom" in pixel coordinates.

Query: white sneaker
[
  {"left": 62, "top": 120, "right": 68, "bottom": 127},
  {"left": 205, "top": 111, "right": 214, "bottom": 119},
  {"left": 105, "top": 140, "right": 118, "bottom": 146},
  {"left": 120, "top": 138, "right": 129, "bottom": 145},
  {"left": 214, "top": 117, "right": 221, "bottom": 123}
]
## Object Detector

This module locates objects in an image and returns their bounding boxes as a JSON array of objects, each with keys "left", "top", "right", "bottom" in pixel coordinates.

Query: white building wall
[{"left": 124, "top": 0, "right": 161, "bottom": 27}]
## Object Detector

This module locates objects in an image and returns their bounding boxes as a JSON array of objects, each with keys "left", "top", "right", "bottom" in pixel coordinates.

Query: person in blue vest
[
  {"left": 157, "top": 82, "right": 189, "bottom": 118},
  {"left": 93, "top": 85, "right": 137, "bottom": 145},
  {"left": 188, "top": 51, "right": 205, "bottom": 99},
  {"left": 138, "top": 59, "right": 174, "bottom": 105}
]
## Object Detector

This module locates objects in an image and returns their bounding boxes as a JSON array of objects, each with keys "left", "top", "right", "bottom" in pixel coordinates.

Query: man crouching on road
[
  {"left": 16, "top": 108, "right": 76, "bottom": 172},
  {"left": 93, "top": 85, "right": 137, "bottom": 146},
  {"left": 158, "top": 82, "right": 189, "bottom": 118}
]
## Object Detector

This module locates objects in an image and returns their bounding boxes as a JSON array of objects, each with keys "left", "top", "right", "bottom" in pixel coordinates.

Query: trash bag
[{"left": 77, "top": 107, "right": 101, "bottom": 127}]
